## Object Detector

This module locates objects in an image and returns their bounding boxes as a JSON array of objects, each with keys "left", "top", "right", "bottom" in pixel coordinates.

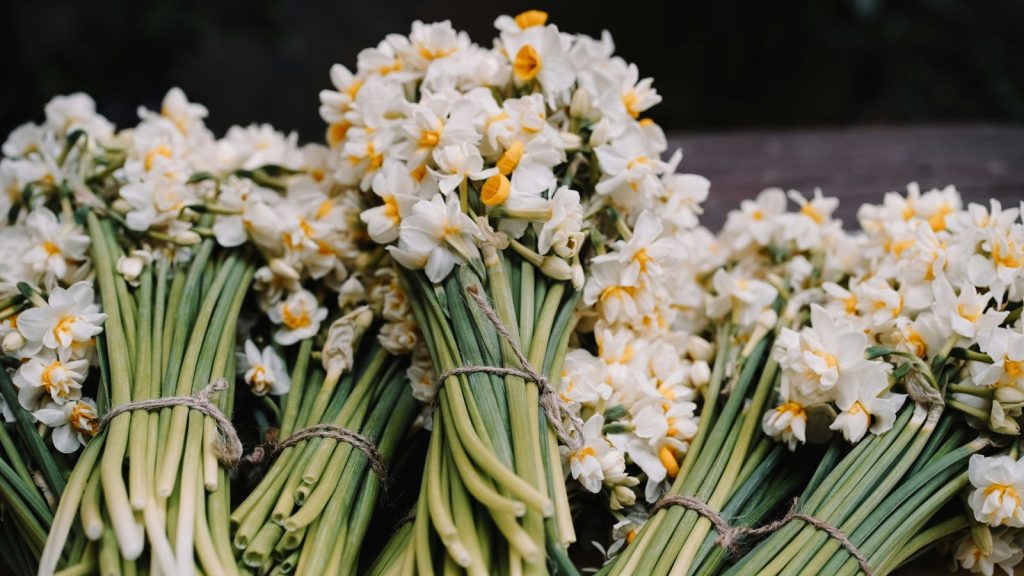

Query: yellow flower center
[
  {"left": 53, "top": 316, "right": 75, "bottom": 343},
  {"left": 984, "top": 484, "right": 1022, "bottom": 522},
  {"left": 327, "top": 122, "right": 350, "bottom": 147},
  {"left": 1005, "top": 359, "right": 1024, "bottom": 379},
  {"left": 497, "top": 141, "right": 524, "bottom": 175},
  {"left": 573, "top": 445, "right": 596, "bottom": 463},
  {"left": 776, "top": 402, "right": 807, "bottom": 418},
  {"left": 481, "top": 174, "right": 511, "bottom": 206},
  {"left": 69, "top": 402, "right": 98, "bottom": 436},
  {"left": 659, "top": 445, "right": 680, "bottom": 478},
  {"left": 800, "top": 203, "right": 825, "bottom": 224},
  {"left": 992, "top": 241, "right": 1023, "bottom": 269},
  {"left": 513, "top": 45, "right": 542, "bottom": 81},
  {"left": 418, "top": 121, "right": 443, "bottom": 148},
  {"left": 928, "top": 202, "right": 953, "bottom": 232},
  {"left": 144, "top": 145, "right": 172, "bottom": 171},
  {"left": 41, "top": 360, "right": 64, "bottom": 395},
  {"left": 622, "top": 90, "right": 641, "bottom": 119},
  {"left": 957, "top": 303, "right": 981, "bottom": 323},
  {"left": 383, "top": 195, "right": 401, "bottom": 223},
  {"left": 42, "top": 241, "right": 61, "bottom": 256},
  {"left": 514, "top": 10, "right": 548, "bottom": 29},
  {"left": 315, "top": 199, "right": 334, "bottom": 219},
  {"left": 281, "top": 304, "right": 311, "bottom": 330}
]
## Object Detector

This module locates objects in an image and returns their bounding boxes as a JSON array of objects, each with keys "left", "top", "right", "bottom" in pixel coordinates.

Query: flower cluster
[{"left": 0, "top": 95, "right": 117, "bottom": 453}]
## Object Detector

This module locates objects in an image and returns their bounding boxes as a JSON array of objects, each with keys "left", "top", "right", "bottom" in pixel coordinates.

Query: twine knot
[
  {"left": 433, "top": 284, "right": 584, "bottom": 451},
  {"left": 98, "top": 378, "right": 242, "bottom": 468},
  {"left": 652, "top": 496, "right": 872, "bottom": 575},
  {"left": 246, "top": 423, "right": 388, "bottom": 481}
]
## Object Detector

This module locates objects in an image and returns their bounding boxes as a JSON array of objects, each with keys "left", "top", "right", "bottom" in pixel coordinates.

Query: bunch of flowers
[
  {"left": 0, "top": 86, "right": 418, "bottom": 576},
  {"left": 314, "top": 9, "right": 720, "bottom": 574},
  {"left": 716, "top": 185, "right": 1024, "bottom": 576},
  {"left": 603, "top": 187, "right": 852, "bottom": 575}
]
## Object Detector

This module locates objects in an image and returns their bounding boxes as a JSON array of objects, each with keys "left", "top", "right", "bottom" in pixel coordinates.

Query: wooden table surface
[
  {"left": 669, "top": 123, "right": 1024, "bottom": 230},
  {"left": 669, "top": 123, "right": 1024, "bottom": 574}
]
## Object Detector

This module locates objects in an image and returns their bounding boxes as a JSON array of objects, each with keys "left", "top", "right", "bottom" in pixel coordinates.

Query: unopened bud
[
  {"left": 116, "top": 252, "right": 148, "bottom": 283},
  {"left": 687, "top": 336, "right": 714, "bottom": 361},
  {"left": 174, "top": 230, "right": 201, "bottom": 246},
  {"left": 589, "top": 119, "right": 611, "bottom": 147},
  {"left": 560, "top": 131, "right": 582, "bottom": 150},
  {"left": 571, "top": 263, "right": 585, "bottom": 290},
  {"left": 269, "top": 258, "right": 301, "bottom": 281},
  {"left": 111, "top": 199, "right": 131, "bottom": 214},
  {"left": 970, "top": 523, "right": 994, "bottom": 556},
  {"left": 2, "top": 330, "right": 25, "bottom": 353},
  {"left": 689, "top": 361, "right": 711, "bottom": 388},
  {"left": 994, "top": 386, "right": 1024, "bottom": 405},
  {"left": 540, "top": 256, "right": 574, "bottom": 282},
  {"left": 570, "top": 88, "right": 591, "bottom": 119}
]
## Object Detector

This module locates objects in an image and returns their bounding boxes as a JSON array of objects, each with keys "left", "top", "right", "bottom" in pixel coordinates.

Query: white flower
[
  {"left": 17, "top": 281, "right": 105, "bottom": 351},
  {"left": 239, "top": 340, "right": 290, "bottom": 396},
  {"left": 22, "top": 207, "right": 90, "bottom": 284},
  {"left": 722, "top": 188, "right": 787, "bottom": 251},
  {"left": 361, "top": 160, "right": 421, "bottom": 244},
  {"left": 773, "top": 304, "right": 880, "bottom": 401},
  {"left": 536, "top": 186, "right": 584, "bottom": 259},
  {"left": 13, "top": 348, "right": 88, "bottom": 409},
  {"left": 268, "top": 289, "right": 328, "bottom": 346},
  {"left": 955, "top": 529, "right": 1023, "bottom": 576},
  {"left": 968, "top": 454, "right": 1024, "bottom": 528},
  {"left": 500, "top": 23, "right": 575, "bottom": 101},
  {"left": 43, "top": 93, "right": 113, "bottom": 139},
  {"left": 971, "top": 328, "right": 1024, "bottom": 389},
  {"left": 706, "top": 269, "right": 778, "bottom": 328},
  {"left": 932, "top": 275, "right": 1006, "bottom": 340},
  {"left": 567, "top": 414, "right": 619, "bottom": 493},
  {"left": 2, "top": 122, "right": 46, "bottom": 157},
  {"left": 389, "top": 194, "right": 481, "bottom": 283},
  {"left": 599, "top": 63, "right": 662, "bottom": 121},
  {"left": 428, "top": 143, "right": 497, "bottom": 196},
  {"left": 34, "top": 398, "right": 99, "bottom": 454},
  {"left": 762, "top": 401, "right": 808, "bottom": 451},
  {"left": 120, "top": 169, "right": 195, "bottom": 232},
  {"left": 594, "top": 124, "right": 668, "bottom": 212},
  {"left": 828, "top": 374, "right": 904, "bottom": 443}
]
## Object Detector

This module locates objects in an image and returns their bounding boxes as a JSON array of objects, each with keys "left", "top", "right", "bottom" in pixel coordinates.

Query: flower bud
[
  {"left": 540, "top": 256, "right": 573, "bottom": 281},
  {"left": 174, "top": 230, "right": 201, "bottom": 246},
  {"left": 994, "top": 386, "right": 1024, "bottom": 405},
  {"left": 269, "top": 258, "right": 301, "bottom": 281},
  {"left": 611, "top": 485, "right": 636, "bottom": 509},
  {"left": 560, "top": 131, "right": 582, "bottom": 150},
  {"left": 571, "top": 263, "right": 585, "bottom": 290},
  {"left": 589, "top": 119, "right": 611, "bottom": 147},
  {"left": 687, "top": 336, "right": 714, "bottom": 361},
  {"left": 2, "top": 330, "right": 25, "bottom": 353},
  {"left": 570, "top": 87, "right": 591, "bottom": 119},
  {"left": 689, "top": 361, "right": 711, "bottom": 388},
  {"left": 970, "top": 523, "right": 994, "bottom": 556},
  {"left": 337, "top": 276, "right": 367, "bottom": 310},
  {"left": 116, "top": 252, "right": 148, "bottom": 284},
  {"left": 111, "top": 199, "right": 131, "bottom": 214}
]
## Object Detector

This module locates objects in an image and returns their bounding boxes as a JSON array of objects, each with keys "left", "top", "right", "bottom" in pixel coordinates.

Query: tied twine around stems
[
  {"left": 246, "top": 424, "right": 388, "bottom": 481},
  {"left": 433, "top": 284, "right": 585, "bottom": 452},
  {"left": 652, "top": 496, "right": 873, "bottom": 576},
  {"left": 97, "top": 378, "right": 243, "bottom": 468}
]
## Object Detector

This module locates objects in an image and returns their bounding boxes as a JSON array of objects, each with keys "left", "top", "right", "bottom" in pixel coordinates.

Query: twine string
[
  {"left": 246, "top": 424, "right": 388, "bottom": 481},
  {"left": 97, "top": 378, "right": 242, "bottom": 468},
  {"left": 653, "top": 496, "right": 872, "bottom": 575},
  {"left": 433, "top": 284, "right": 584, "bottom": 451}
]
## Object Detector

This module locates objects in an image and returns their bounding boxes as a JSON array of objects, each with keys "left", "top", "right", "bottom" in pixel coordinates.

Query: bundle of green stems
[
  {"left": 0, "top": 361, "right": 63, "bottom": 574},
  {"left": 604, "top": 316, "right": 799, "bottom": 576},
  {"left": 231, "top": 335, "right": 417, "bottom": 576},
  {"left": 372, "top": 250, "right": 580, "bottom": 575},
  {"left": 40, "top": 212, "right": 255, "bottom": 576},
  {"left": 723, "top": 405, "right": 986, "bottom": 576}
]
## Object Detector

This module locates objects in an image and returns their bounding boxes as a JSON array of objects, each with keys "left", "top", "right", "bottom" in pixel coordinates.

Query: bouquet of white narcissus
[
  {"left": 317, "top": 9, "right": 715, "bottom": 574},
  {"left": 716, "top": 185, "right": 1024, "bottom": 576},
  {"left": 604, "top": 187, "right": 854, "bottom": 576},
  {"left": 0, "top": 86, "right": 413, "bottom": 576}
]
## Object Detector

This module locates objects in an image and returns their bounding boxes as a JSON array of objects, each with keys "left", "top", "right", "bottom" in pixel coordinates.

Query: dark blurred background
[{"left": 4, "top": 0, "right": 1024, "bottom": 141}]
